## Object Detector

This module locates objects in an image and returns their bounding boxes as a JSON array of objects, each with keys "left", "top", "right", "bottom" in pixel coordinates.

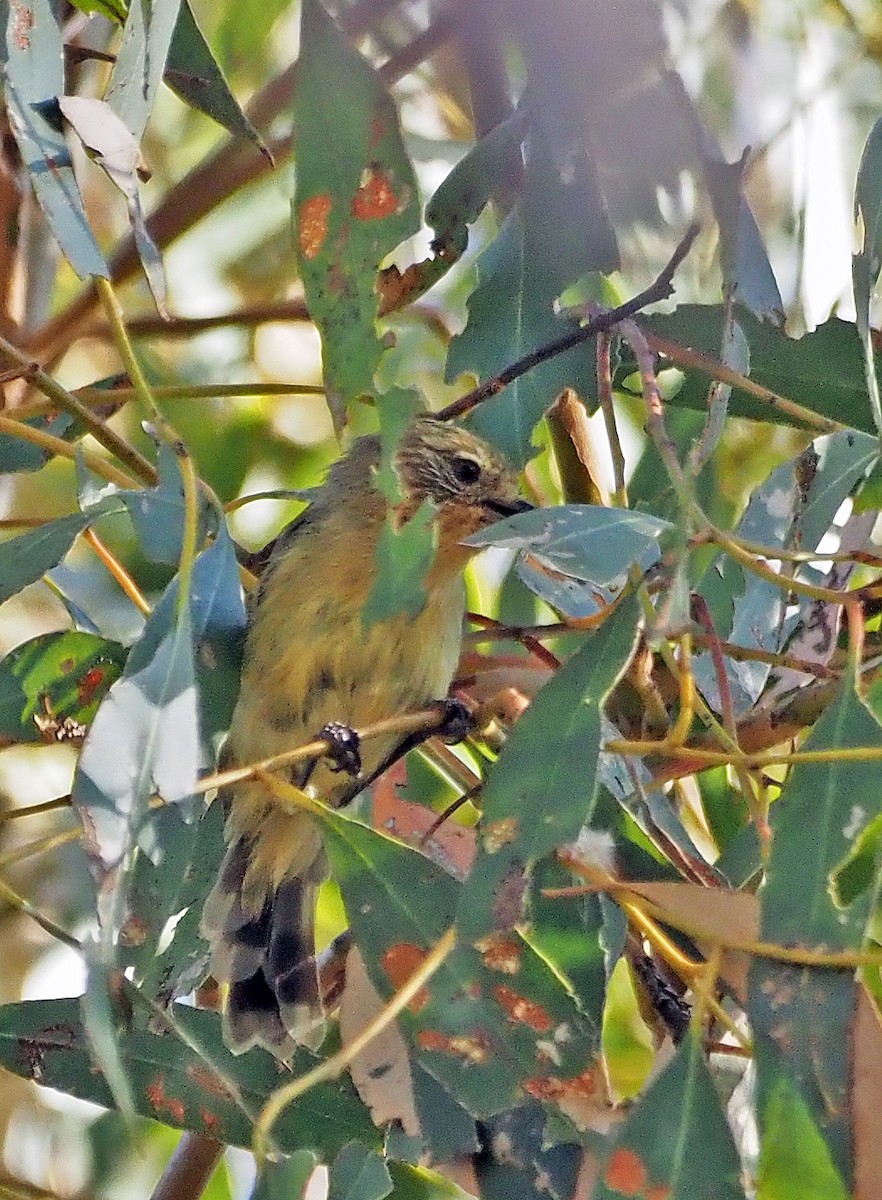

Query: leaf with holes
[
  {"left": 293, "top": 0, "right": 419, "bottom": 425},
  {"left": 0, "top": 631, "right": 126, "bottom": 743}
]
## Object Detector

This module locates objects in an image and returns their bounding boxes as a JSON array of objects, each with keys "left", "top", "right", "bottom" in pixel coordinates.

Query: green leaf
[
  {"left": 1, "top": 0, "right": 108, "bottom": 278},
  {"left": 106, "top": 0, "right": 182, "bottom": 142},
  {"left": 852, "top": 116, "right": 882, "bottom": 438},
  {"left": 0, "top": 503, "right": 123, "bottom": 606},
  {"left": 593, "top": 1029, "right": 746, "bottom": 1200},
  {"left": 644, "top": 306, "right": 882, "bottom": 433},
  {"left": 759, "top": 673, "right": 882, "bottom": 949},
  {"left": 69, "top": 0, "right": 127, "bottom": 20},
  {"left": 166, "top": 0, "right": 269, "bottom": 154},
  {"left": 447, "top": 207, "right": 592, "bottom": 470},
  {"left": 702, "top": 144, "right": 784, "bottom": 324},
  {"left": 0, "top": 631, "right": 126, "bottom": 743},
  {"left": 0, "top": 999, "right": 376, "bottom": 1155},
  {"left": 465, "top": 506, "right": 672, "bottom": 587},
  {"left": 74, "top": 598, "right": 200, "bottom": 876},
  {"left": 426, "top": 110, "right": 528, "bottom": 257},
  {"left": 755, "top": 1075, "right": 849, "bottom": 1200},
  {"left": 456, "top": 594, "right": 639, "bottom": 940},
  {"left": 58, "top": 95, "right": 167, "bottom": 314},
  {"left": 474, "top": 1105, "right": 581, "bottom": 1200},
  {"left": 293, "top": 0, "right": 420, "bottom": 424},
  {"left": 251, "top": 1152, "right": 319, "bottom": 1200},
  {"left": 119, "top": 799, "right": 224, "bottom": 1005},
  {"left": 319, "top": 810, "right": 600, "bottom": 1119},
  {"left": 386, "top": 1162, "right": 476, "bottom": 1200},
  {"left": 748, "top": 675, "right": 882, "bottom": 1187},
  {"left": 329, "top": 1143, "right": 393, "bottom": 1200},
  {"left": 0, "top": 414, "right": 78, "bottom": 473},
  {"left": 362, "top": 503, "right": 437, "bottom": 626}
]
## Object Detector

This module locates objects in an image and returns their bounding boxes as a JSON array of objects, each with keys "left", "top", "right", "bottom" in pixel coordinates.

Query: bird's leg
[
  {"left": 333, "top": 698, "right": 477, "bottom": 808},
  {"left": 301, "top": 721, "right": 363, "bottom": 788}
]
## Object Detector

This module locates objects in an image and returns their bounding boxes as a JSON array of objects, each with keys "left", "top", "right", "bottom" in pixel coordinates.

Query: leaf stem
[
  {"left": 0, "top": 414, "right": 138, "bottom": 489},
  {"left": 253, "top": 926, "right": 457, "bottom": 1162},
  {"left": 0, "top": 336, "right": 156, "bottom": 483}
]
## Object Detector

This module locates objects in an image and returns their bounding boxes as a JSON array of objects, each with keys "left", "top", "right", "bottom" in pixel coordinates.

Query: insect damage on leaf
[
  {"left": 381, "top": 943, "right": 431, "bottom": 1013},
  {"left": 298, "top": 194, "right": 334, "bottom": 259},
  {"left": 351, "top": 164, "right": 410, "bottom": 220},
  {"left": 416, "top": 1029, "right": 491, "bottom": 1064}
]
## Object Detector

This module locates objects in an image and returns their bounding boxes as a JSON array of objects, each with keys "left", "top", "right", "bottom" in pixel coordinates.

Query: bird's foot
[
  {"left": 434, "top": 698, "right": 475, "bottom": 744},
  {"left": 317, "top": 721, "right": 363, "bottom": 777}
]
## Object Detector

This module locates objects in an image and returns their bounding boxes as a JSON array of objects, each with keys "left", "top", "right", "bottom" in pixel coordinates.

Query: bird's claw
[
  {"left": 317, "top": 721, "right": 363, "bottom": 777},
  {"left": 435, "top": 698, "right": 475, "bottom": 744}
]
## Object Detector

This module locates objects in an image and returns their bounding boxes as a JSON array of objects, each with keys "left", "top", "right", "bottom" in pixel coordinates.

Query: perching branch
[{"left": 437, "top": 222, "right": 700, "bottom": 421}]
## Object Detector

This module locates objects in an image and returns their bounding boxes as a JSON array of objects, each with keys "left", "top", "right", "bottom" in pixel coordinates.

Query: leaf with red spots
[
  {"left": 0, "top": 631, "right": 126, "bottom": 744},
  {"left": 318, "top": 806, "right": 602, "bottom": 1122},
  {"left": 0, "top": 998, "right": 376, "bottom": 1156},
  {"left": 292, "top": 0, "right": 419, "bottom": 426},
  {"left": 593, "top": 1029, "right": 745, "bottom": 1200}
]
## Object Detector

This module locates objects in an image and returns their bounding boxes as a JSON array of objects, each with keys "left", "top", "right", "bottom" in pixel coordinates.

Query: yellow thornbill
[{"left": 202, "top": 416, "right": 526, "bottom": 1055}]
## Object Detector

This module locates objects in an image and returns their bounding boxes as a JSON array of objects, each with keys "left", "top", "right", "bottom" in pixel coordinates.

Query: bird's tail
[{"left": 201, "top": 831, "right": 327, "bottom": 1055}]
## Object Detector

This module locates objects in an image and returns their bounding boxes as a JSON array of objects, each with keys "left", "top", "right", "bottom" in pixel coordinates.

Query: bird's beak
[{"left": 483, "top": 497, "right": 534, "bottom": 518}]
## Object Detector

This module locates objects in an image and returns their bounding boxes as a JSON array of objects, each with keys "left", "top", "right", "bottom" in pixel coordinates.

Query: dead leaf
[{"left": 338, "top": 946, "right": 420, "bottom": 1137}]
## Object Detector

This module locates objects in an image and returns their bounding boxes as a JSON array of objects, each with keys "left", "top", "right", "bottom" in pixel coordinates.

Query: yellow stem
[
  {"left": 253, "top": 926, "right": 457, "bottom": 1162},
  {"left": 82, "top": 528, "right": 151, "bottom": 615},
  {"left": 195, "top": 707, "right": 452, "bottom": 796},
  {"left": 0, "top": 414, "right": 138, "bottom": 489},
  {"left": 0, "top": 334, "right": 156, "bottom": 484},
  {"left": 605, "top": 737, "right": 882, "bottom": 769},
  {"left": 95, "top": 278, "right": 164, "bottom": 427},
  {"left": 176, "top": 451, "right": 201, "bottom": 617},
  {"left": 0, "top": 874, "right": 81, "bottom": 949},
  {"left": 0, "top": 797, "right": 71, "bottom": 822}
]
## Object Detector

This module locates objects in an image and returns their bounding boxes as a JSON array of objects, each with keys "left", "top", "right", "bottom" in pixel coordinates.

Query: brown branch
[
  {"left": 27, "top": 3, "right": 453, "bottom": 362},
  {"left": 436, "top": 223, "right": 700, "bottom": 421},
  {"left": 149, "top": 1134, "right": 224, "bottom": 1200}
]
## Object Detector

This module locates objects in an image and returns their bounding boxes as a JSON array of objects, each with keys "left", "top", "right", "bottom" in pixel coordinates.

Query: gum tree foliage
[{"left": 2, "top": 1, "right": 882, "bottom": 1198}]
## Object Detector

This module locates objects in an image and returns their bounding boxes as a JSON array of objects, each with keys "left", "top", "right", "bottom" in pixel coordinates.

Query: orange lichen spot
[
  {"left": 187, "top": 1064, "right": 233, "bottom": 1100},
  {"left": 646, "top": 1186, "right": 671, "bottom": 1200},
  {"left": 118, "top": 914, "right": 148, "bottom": 947},
  {"left": 477, "top": 936, "right": 522, "bottom": 974},
  {"left": 201, "top": 1108, "right": 222, "bottom": 1134},
  {"left": 146, "top": 1075, "right": 186, "bottom": 1124},
  {"left": 77, "top": 666, "right": 106, "bottom": 705},
  {"left": 483, "top": 817, "right": 519, "bottom": 853},
  {"left": 416, "top": 1028, "right": 489, "bottom": 1064},
  {"left": 522, "top": 1075, "right": 565, "bottom": 1101},
  {"left": 562, "top": 1067, "right": 599, "bottom": 1097},
  {"left": 381, "top": 943, "right": 430, "bottom": 1013},
  {"left": 351, "top": 165, "right": 404, "bottom": 220},
  {"left": 493, "top": 984, "right": 552, "bottom": 1033},
  {"left": 11, "top": 1, "right": 33, "bottom": 50},
  {"left": 604, "top": 1147, "right": 647, "bottom": 1196},
  {"left": 298, "top": 194, "right": 333, "bottom": 260}
]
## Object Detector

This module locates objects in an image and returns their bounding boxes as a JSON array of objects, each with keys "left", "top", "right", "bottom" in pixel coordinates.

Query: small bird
[{"left": 202, "top": 416, "right": 526, "bottom": 1055}]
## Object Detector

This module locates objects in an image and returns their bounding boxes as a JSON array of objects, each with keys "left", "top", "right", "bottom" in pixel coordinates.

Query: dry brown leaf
[
  {"left": 853, "top": 982, "right": 882, "bottom": 1200},
  {"left": 338, "top": 946, "right": 420, "bottom": 1137},
  {"left": 628, "top": 881, "right": 759, "bottom": 1000}
]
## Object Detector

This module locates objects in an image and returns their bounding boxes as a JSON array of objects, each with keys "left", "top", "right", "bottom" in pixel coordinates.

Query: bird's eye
[{"left": 451, "top": 455, "right": 482, "bottom": 485}]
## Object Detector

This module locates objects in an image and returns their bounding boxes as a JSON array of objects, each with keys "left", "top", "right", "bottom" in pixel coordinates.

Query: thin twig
[
  {"left": 149, "top": 1135, "right": 224, "bottom": 1200},
  {"left": 0, "top": 336, "right": 156, "bottom": 484},
  {"left": 437, "top": 224, "right": 700, "bottom": 421}
]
